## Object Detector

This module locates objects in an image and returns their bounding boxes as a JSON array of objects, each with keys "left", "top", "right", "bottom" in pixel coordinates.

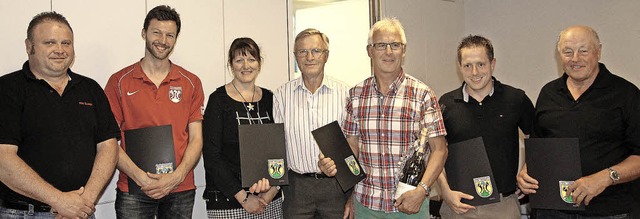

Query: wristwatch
[
  {"left": 418, "top": 181, "right": 431, "bottom": 196},
  {"left": 607, "top": 167, "right": 620, "bottom": 184}
]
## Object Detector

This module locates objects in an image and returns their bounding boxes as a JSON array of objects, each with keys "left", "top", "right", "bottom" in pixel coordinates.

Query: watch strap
[
  {"left": 607, "top": 167, "right": 620, "bottom": 183},
  {"left": 418, "top": 181, "right": 430, "bottom": 196}
]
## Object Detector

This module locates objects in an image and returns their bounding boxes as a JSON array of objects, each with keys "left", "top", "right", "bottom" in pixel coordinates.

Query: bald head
[
  {"left": 557, "top": 25, "right": 600, "bottom": 52},
  {"left": 556, "top": 25, "right": 602, "bottom": 85}
]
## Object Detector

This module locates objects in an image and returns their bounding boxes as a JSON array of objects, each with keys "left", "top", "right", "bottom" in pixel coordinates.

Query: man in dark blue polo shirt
[
  {"left": 517, "top": 25, "right": 640, "bottom": 218},
  {"left": 0, "top": 11, "right": 120, "bottom": 219},
  {"left": 436, "top": 35, "right": 535, "bottom": 219}
]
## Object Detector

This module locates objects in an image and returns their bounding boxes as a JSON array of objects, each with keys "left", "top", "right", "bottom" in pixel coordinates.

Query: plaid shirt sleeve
[
  {"left": 342, "top": 87, "right": 359, "bottom": 137},
  {"left": 422, "top": 87, "right": 447, "bottom": 138}
]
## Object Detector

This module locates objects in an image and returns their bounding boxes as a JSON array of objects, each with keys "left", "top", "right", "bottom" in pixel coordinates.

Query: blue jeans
[
  {"left": 0, "top": 206, "right": 95, "bottom": 219},
  {"left": 534, "top": 209, "right": 631, "bottom": 219},
  {"left": 115, "top": 189, "right": 195, "bottom": 219}
]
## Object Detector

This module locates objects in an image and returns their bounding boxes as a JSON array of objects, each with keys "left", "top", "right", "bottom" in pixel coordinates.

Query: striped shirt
[
  {"left": 343, "top": 71, "right": 446, "bottom": 212},
  {"left": 273, "top": 75, "right": 351, "bottom": 174}
]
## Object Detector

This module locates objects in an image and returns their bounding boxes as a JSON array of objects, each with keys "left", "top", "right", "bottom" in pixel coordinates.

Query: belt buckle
[
  {"left": 28, "top": 204, "right": 34, "bottom": 214},
  {"left": 313, "top": 173, "right": 320, "bottom": 179}
]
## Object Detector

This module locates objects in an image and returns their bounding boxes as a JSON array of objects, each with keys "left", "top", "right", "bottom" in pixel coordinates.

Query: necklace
[{"left": 231, "top": 81, "right": 255, "bottom": 111}]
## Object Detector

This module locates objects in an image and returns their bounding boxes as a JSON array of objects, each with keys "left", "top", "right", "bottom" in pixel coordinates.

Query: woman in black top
[{"left": 202, "top": 37, "right": 282, "bottom": 219}]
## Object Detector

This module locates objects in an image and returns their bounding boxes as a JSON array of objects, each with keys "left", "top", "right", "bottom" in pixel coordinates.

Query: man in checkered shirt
[{"left": 320, "top": 17, "right": 448, "bottom": 219}]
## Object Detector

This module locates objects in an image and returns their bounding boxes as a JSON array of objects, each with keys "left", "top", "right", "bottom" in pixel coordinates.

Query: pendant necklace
[{"left": 232, "top": 81, "right": 256, "bottom": 112}]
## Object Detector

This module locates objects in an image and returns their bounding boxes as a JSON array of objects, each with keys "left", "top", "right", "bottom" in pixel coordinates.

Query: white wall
[
  {"left": 464, "top": 0, "right": 640, "bottom": 103},
  {"left": 380, "top": 0, "right": 466, "bottom": 97},
  {"left": 379, "top": 0, "right": 640, "bottom": 102},
  {"left": 294, "top": 0, "right": 371, "bottom": 86},
  {"left": 0, "top": 0, "right": 50, "bottom": 74},
  {"left": 223, "top": 0, "right": 290, "bottom": 91}
]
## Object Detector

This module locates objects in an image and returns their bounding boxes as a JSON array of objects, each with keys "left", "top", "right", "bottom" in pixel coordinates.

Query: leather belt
[
  {"left": 292, "top": 171, "right": 330, "bottom": 179},
  {"left": 501, "top": 190, "right": 516, "bottom": 196},
  {"left": 0, "top": 199, "right": 51, "bottom": 212}
]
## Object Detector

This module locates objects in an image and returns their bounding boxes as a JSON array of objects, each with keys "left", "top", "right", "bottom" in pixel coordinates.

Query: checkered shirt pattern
[
  {"left": 206, "top": 197, "right": 283, "bottom": 219},
  {"left": 343, "top": 71, "right": 446, "bottom": 213}
]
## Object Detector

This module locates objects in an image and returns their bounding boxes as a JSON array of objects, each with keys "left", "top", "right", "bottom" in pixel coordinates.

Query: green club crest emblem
[
  {"left": 268, "top": 159, "right": 285, "bottom": 179},
  {"left": 473, "top": 176, "right": 493, "bottom": 198},
  {"left": 344, "top": 155, "right": 361, "bottom": 176},
  {"left": 559, "top": 181, "right": 574, "bottom": 203},
  {"left": 155, "top": 162, "right": 174, "bottom": 174}
]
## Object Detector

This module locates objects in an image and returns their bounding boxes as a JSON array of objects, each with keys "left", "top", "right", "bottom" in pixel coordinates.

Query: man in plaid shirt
[{"left": 320, "top": 17, "right": 448, "bottom": 219}]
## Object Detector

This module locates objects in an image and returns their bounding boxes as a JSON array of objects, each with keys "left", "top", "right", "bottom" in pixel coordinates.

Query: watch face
[
  {"left": 611, "top": 171, "right": 620, "bottom": 179},
  {"left": 610, "top": 169, "right": 620, "bottom": 180}
]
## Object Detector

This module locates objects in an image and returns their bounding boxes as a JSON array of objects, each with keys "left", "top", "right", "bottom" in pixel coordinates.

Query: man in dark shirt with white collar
[
  {"left": 437, "top": 35, "right": 534, "bottom": 219},
  {"left": 517, "top": 25, "right": 640, "bottom": 218}
]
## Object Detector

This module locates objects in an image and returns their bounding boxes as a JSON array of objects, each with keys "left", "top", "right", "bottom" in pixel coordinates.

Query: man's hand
[
  {"left": 318, "top": 153, "right": 337, "bottom": 177},
  {"left": 249, "top": 178, "right": 271, "bottom": 194},
  {"left": 441, "top": 189, "right": 475, "bottom": 214},
  {"left": 343, "top": 195, "right": 354, "bottom": 219},
  {"left": 568, "top": 170, "right": 611, "bottom": 206},
  {"left": 242, "top": 194, "right": 267, "bottom": 214},
  {"left": 516, "top": 164, "right": 539, "bottom": 194},
  {"left": 141, "top": 172, "right": 182, "bottom": 199},
  {"left": 50, "top": 187, "right": 94, "bottom": 219},
  {"left": 393, "top": 188, "right": 426, "bottom": 214},
  {"left": 257, "top": 186, "right": 279, "bottom": 204}
]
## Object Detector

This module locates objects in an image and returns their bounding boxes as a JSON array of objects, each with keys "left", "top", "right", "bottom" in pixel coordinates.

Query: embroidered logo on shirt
[
  {"left": 169, "top": 86, "right": 182, "bottom": 103},
  {"left": 78, "top": 101, "right": 93, "bottom": 106},
  {"left": 126, "top": 90, "right": 140, "bottom": 96}
]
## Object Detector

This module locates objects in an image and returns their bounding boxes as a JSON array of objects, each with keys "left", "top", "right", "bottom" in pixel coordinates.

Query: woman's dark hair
[{"left": 228, "top": 37, "right": 262, "bottom": 67}]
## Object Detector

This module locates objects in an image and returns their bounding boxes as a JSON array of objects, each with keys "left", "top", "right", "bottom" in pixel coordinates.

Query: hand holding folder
[
  {"left": 124, "top": 125, "right": 176, "bottom": 196},
  {"left": 524, "top": 138, "right": 584, "bottom": 211},
  {"left": 312, "top": 121, "right": 366, "bottom": 192},
  {"left": 444, "top": 137, "right": 500, "bottom": 206},
  {"left": 238, "top": 123, "right": 289, "bottom": 187}
]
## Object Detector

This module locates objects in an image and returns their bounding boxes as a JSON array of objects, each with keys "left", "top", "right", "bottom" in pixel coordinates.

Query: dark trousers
[
  {"left": 282, "top": 170, "right": 350, "bottom": 219},
  {"left": 115, "top": 189, "right": 195, "bottom": 219},
  {"left": 533, "top": 209, "right": 631, "bottom": 219},
  {"left": 632, "top": 179, "right": 640, "bottom": 219}
]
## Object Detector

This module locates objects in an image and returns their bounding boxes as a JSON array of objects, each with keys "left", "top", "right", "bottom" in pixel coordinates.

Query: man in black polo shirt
[
  {"left": 0, "top": 12, "right": 120, "bottom": 218},
  {"left": 436, "top": 35, "right": 535, "bottom": 218},
  {"left": 517, "top": 25, "right": 640, "bottom": 218}
]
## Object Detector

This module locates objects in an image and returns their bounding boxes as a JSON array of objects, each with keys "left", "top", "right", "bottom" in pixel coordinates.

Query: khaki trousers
[{"left": 440, "top": 193, "right": 520, "bottom": 219}]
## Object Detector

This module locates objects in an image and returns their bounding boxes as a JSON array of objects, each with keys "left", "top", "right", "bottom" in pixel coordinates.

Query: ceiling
[{"left": 292, "top": 0, "right": 349, "bottom": 11}]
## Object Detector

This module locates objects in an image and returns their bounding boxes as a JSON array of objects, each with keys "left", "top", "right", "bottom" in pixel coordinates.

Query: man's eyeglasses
[
  {"left": 294, "top": 48, "right": 328, "bottom": 57},
  {"left": 369, "top": 42, "right": 404, "bottom": 51}
]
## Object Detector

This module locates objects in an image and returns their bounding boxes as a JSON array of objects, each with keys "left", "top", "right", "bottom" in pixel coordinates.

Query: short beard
[{"left": 145, "top": 41, "right": 172, "bottom": 60}]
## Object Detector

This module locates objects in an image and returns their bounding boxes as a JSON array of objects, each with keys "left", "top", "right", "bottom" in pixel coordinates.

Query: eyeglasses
[
  {"left": 294, "top": 48, "right": 327, "bottom": 58},
  {"left": 369, "top": 42, "right": 404, "bottom": 51}
]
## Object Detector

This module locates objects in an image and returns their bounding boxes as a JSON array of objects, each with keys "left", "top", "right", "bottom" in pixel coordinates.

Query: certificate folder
[
  {"left": 525, "top": 138, "right": 584, "bottom": 211},
  {"left": 445, "top": 137, "right": 500, "bottom": 206},
  {"left": 239, "top": 123, "right": 288, "bottom": 187},
  {"left": 312, "top": 121, "right": 366, "bottom": 192},
  {"left": 124, "top": 125, "right": 176, "bottom": 196}
]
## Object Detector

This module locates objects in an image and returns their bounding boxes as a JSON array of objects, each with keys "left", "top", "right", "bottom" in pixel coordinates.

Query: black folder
[
  {"left": 312, "top": 121, "right": 366, "bottom": 192},
  {"left": 124, "top": 125, "right": 176, "bottom": 196},
  {"left": 445, "top": 137, "right": 500, "bottom": 206},
  {"left": 239, "top": 123, "right": 289, "bottom": 187},
  {"left": 525, "top": 138, "right": 584, "bottom": 211}
]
